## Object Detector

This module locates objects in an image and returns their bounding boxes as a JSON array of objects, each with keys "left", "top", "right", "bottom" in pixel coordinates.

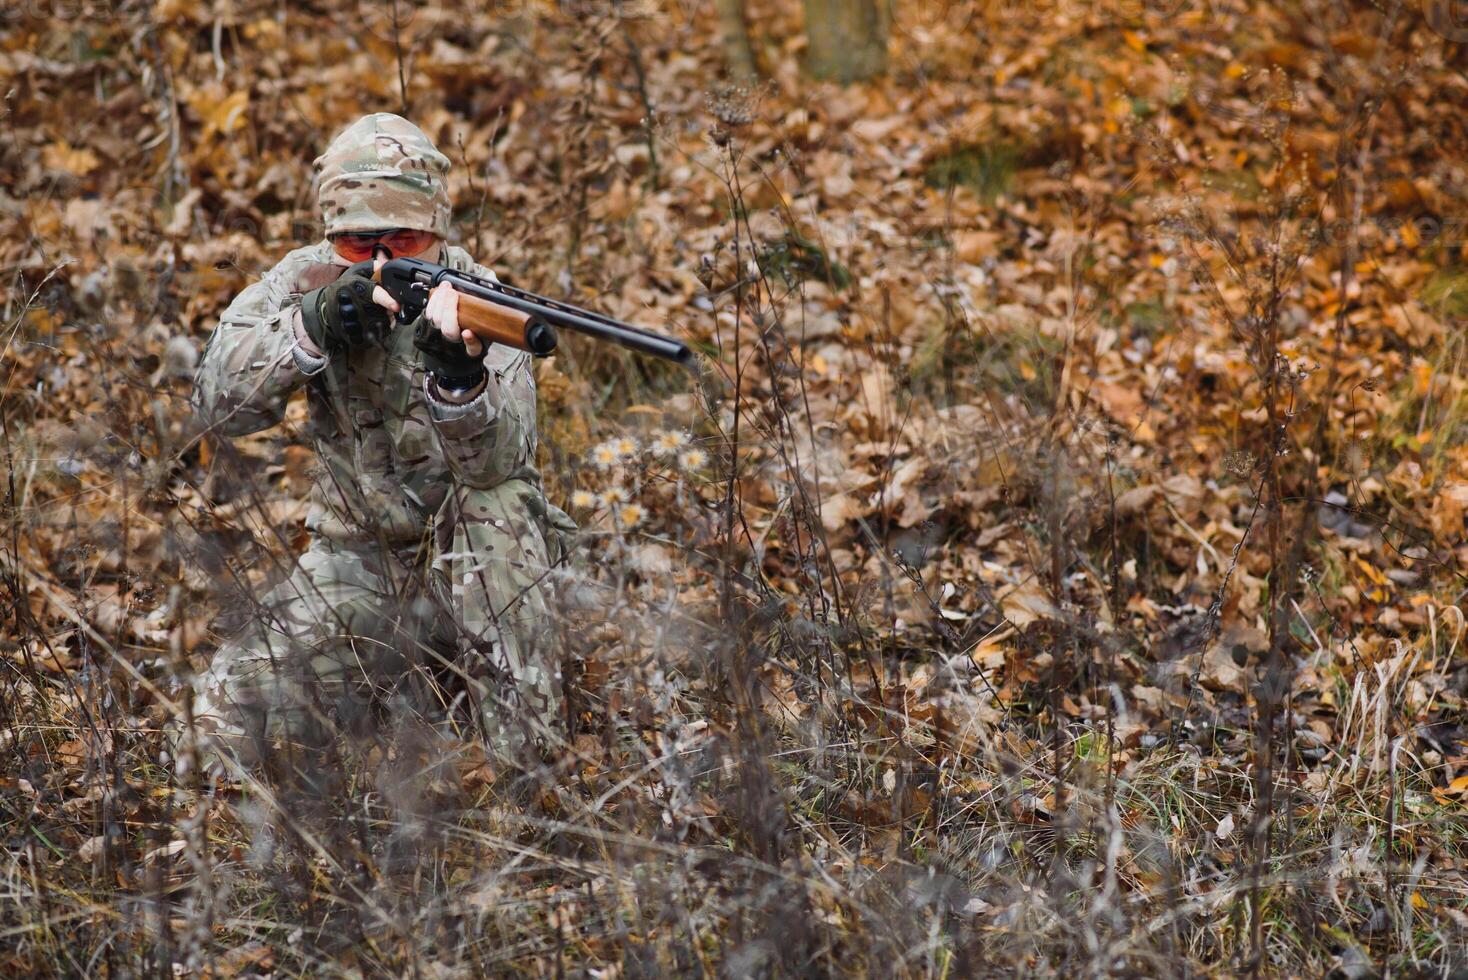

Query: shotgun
[
  {"left": 377, "top": 256, "right": 692, "bottom": 364},
  {"left": 298, "top": 255, "right": 692, "bottom": 363}
]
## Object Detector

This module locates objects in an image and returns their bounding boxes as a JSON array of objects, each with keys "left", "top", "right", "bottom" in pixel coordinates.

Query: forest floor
[{"left": 3, "top": 0, "right": 1467, "bottom": 976}]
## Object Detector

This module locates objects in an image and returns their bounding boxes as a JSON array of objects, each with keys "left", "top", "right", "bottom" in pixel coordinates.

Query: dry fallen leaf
[
  {"left": 43, "top": 140, "right": 100, "bottom": 176},
  {"left": 78, "top": 835, "right": 107, "bottom": 862},
  {"left": 819, "top": 492, "right": 862, "bottom": 532},
  {"left": 1002, "top": 580, "right": 1058, "bottom": 627},
  {"left": 1431, "top": 774, "right": 1468, "bottom": 806},
  {"left": 143, "top": 840, "right": 187, "bottom": 866},
  {"left": 1214, "top": 813, "right": 1235, "bottom": 841}
]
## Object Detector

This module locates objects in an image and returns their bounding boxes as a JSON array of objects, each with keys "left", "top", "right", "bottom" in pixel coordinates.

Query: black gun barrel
[{"left": 381, "top": 256, "right": 692, "bottom": 364}]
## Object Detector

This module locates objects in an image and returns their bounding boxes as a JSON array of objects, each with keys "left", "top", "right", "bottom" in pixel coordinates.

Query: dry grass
[{"left": 4, "top": 1, "right": 1468, "bottom": 976}]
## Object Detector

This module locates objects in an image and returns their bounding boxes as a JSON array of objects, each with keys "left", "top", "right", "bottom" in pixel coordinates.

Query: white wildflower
[
  {"left": 651, "top": 430, "right": 689, "bottom": 457},
  {"left": 590, "top": 442, "right": 619, "bottom": 470}
]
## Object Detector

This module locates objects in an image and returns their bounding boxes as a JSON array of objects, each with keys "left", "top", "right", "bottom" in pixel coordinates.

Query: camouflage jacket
[{"left": 194, "top": 242, "right": 540, "bottom": 546}]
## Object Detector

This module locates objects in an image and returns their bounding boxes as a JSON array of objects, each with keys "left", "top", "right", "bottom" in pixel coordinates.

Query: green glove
[
  {"left": 413, "top": 314, "right": 486, "bottom": 392},
  {"left": 299, "top": 263, "right": 392, "bottom": 354}
]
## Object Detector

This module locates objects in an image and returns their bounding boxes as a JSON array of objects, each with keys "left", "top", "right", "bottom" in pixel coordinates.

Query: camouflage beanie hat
[{"left": 315, "top": 113, "right": 452, "bottom": 238}]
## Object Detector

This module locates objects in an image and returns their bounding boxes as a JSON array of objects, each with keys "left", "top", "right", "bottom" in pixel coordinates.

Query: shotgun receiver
[{"left": 377, "top": 256, "right": 692, "bottom": 364}]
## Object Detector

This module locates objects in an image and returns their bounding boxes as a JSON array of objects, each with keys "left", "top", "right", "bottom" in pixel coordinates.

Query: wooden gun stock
[{"left": 456, "top": 292, "right": 534, "bottom": 349}]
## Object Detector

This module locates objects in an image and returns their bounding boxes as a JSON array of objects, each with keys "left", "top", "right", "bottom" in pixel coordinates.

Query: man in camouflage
[{"left": 185, "top": 113, "right": 574, "bottom": 777}]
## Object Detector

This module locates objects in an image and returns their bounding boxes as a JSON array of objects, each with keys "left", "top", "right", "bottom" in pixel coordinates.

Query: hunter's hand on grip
[{"left": 300, "top": 267, "right": 392, "bottom": 353}]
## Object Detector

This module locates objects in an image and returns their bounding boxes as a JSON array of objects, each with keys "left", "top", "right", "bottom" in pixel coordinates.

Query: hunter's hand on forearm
[
  {"left": 415, "top": 282, "right": 488, "bottom": 394},
  {"left": 425, "top": 282, "right": 484, "bottom": 358}
]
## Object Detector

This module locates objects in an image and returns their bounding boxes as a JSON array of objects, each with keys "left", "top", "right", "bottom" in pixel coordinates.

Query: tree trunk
[
  {"left": 715, "top": 0, "right": 759, "bottom": 79},
  {"left": 803, "top": 0, "right": 887, "bottom": 82}
]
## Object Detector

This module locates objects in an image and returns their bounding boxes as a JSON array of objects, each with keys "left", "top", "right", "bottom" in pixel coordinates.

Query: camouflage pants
[{"left": 185, "top": 479, "right": 571, "bottom": 775}]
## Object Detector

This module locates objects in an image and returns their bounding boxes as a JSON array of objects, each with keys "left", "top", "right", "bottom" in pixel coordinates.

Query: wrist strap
[
  {"left": 433, "top": 367, "right": 486, "bottom": 393},
  {"left": 299, "top": 289, "right": 329, "bottom": 351}
]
